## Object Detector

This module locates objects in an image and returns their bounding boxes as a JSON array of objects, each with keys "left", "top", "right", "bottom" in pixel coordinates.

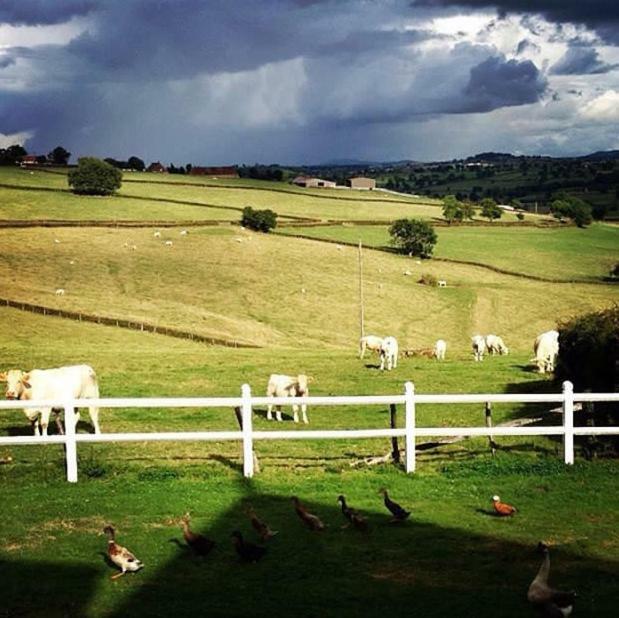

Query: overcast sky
[{"left": 0, "top": 0, "right": 618, "bottom": 164}]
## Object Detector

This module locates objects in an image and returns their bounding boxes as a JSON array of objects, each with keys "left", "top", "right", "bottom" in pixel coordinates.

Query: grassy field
[
  {"left": 1, "top": 164, "right": 618, "bottom": 617},
  {"left": 278, "top": 223, "right": 619, "bottom": 281}
]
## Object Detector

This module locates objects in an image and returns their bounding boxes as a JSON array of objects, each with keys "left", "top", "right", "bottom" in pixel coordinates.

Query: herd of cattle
[{"left": 0, "top": 330, "right": 560, "bottom": 436}]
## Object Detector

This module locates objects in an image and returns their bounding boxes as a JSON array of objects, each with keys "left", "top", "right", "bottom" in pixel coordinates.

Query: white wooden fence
[{"left": 0, "top": 381, "right": 618, "bottom": 483}]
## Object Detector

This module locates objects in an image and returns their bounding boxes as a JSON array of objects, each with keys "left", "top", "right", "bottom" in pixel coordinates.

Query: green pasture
[
  {"left": 1, "top": 226, "right": 617, "bottom": 350},
  {"left": 278, "top": 223, "right": 619, "bottom": 281},
  {"left": 1, "top": 309, "right": 618, "bottom": 617}
]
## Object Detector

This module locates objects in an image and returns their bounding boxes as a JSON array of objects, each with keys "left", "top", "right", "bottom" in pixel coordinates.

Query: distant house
[
  {"left": 20, "top": 155, "right": 39, "bottom": 167},
  {"left": 147, "top": 161, "right": 166, "bottom": 173},
  {"left": 497, "top": 204, "right": 515, "bottom": 212},
  {"left": 292, "top": 176, "right": 337, "bottom": 188},
  {"left": 190, "top": 166, "right": 238, "bottom": 178},
  {"left": 347, "top": 177, "right": 376, "bottom": 190}
]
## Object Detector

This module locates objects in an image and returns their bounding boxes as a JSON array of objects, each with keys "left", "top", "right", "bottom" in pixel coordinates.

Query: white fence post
[
  {"left": 405, "top": 381, "right": 416, "bottom": 473},
  {"left": 562, "top": 380, "right": 574, "bottom": 465},
  {"left": 64, "top": 399, "right": 78, "bottom": 483},
  {"left": 241, "top": 384, "right": 254, "bottom": 478}
]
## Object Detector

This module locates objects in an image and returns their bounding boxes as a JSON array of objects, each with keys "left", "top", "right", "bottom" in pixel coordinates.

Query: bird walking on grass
[
  {"left": 231, "top": 530, "right": 267, "bottom": 562},
  {"left": 378, "top": 488, "right": 410, "bottom": 522},
  {"left": 292, "top": 496, "right": 325, "bottom": 531},
  {"left": 103, "top": 525, "right": 144, "bottom": 580},
  {"left": 246, "top": 505, "right": 278, "bottom": 541},
  {"left": 528, "top": 542, "right": 576, "bottom": 617},
  {"left": 337, "top": 495, "right": 369, "bottom": 532},
  {"left": 492, "top": 495, "right": 517, "bottom": 516},
  {"left": 180, "top": 513, "right": 216, "bottom": 557}
]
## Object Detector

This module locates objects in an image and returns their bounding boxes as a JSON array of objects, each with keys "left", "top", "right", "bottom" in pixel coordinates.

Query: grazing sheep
[
  {"left": 180, "top": 230, "right": 188, "bottom": 236},
  {"left": 533, "top": 330, "right": 559, "bottom": 373},
  {"left": 55, "top": 288, "right": 65, "bottom": 296},
  {"left": 165, "top": 240, "right": 173, "bottom": 247},
  {"left": 434, "top": 339, "right": 447, "bottom": 360},
  {"left": 485, "top": 334, "right": 509, "bottom": 355},
  {"left": 472, "top": 335, "right": 486, "bottom": 361},
  {"left": 437, "top": 280, "right": 447, "bottom": 287},
  {"left": 359, "top": 335, "right": 384, "bottom": 359},
  {"left": 154, "top": 231, "right": 161, "bottom": 238},
  {"left": 380, "top": 336, "right": 399, "bottom": 371}
]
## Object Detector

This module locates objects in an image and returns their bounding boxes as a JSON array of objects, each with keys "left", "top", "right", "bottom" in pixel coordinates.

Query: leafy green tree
[
  {"left": 389, "top": 219, "right": 437, "bottom": 258},
  {"left": 0, "top": 144, "right": 27, "bottom": 166},
  {"left": 479, "top": 198, "right": 502, "bottom": 221},
  {"left": 127, "top": 156, "right": 145, "bottom": 171},
  {"left": 68, "top": 157, "right": 122, "bottom": 196},
  {"left": 241, "top": 207, "right": 277, "bottom": 233},
  {"left": 442, "top": 195, "right": 461, "bottom": 224},
  {"left": 47, "top": 146, "right": 71, "bottom": 165},
  {"left": 460, "top": 200, "right": 476, "bottom": 221},
  {"left": 550, "top": 194, "right": 593, "bottom": 227}
]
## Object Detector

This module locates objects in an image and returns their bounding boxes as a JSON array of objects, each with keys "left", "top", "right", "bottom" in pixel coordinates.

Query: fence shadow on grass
[{"left": 101, "top": 493, "right": 617, "bottom": 618}]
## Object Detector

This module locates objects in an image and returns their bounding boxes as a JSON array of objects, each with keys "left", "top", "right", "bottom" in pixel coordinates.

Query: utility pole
[{"left": 358, "top": 240, "right": 365, "bottom": 339}]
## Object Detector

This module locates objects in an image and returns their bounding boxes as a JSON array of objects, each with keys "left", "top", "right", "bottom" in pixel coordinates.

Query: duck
[
  {"left": 231, "top": 530, "right": 267, "bottom": 562},
  {"left": 527, "top": 542, "right": 576, "bottom": 617},
  {"left": 492, "top": 495, "right": 517, "bottom": 516},
  {"left": 292, "top": 496, "right": 325, "bottom": 531},
  {"left": 103, "top": 525, "right": 144, "bottom": 580},
  {"left": 378, "top": 488, "right": 410, "bottom": 522},
  {"left": 246, "top": 505, "right": 278, "bottom": 541},
  {"left": 337, "top": 495, "right": 369, "bottom": 532},
  {"left": 180, "top": 513, "right": 215, "bottom": 557}
]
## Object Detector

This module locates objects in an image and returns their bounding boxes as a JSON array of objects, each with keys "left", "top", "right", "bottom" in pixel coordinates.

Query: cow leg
[
  {"left": 267, "top": 404, "right": 273, "bottom": 421},
  {"left": 276, "top": 406, "right": 283, "bottom": 422},
  {"left": 31, "top": 419, "right": 40, "bottom": 436},
  {"left": 292, "top": 404, "right": 299, "bottom": 423},
  {"left": 301, "top": 403, "right": 308, "bottom": 424},
  {"left": 55, "top": 411, "right": 65, "bottom": 435},
  {"left": 89, "top": 406, "right": 101, "bottom": 434},
  {"left": 40, "top": 408, "right": 51, "bottom": 437}
]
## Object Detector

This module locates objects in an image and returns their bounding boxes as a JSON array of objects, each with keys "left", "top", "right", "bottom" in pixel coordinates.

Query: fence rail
[{"left": 0, "top": 381, "right": 617, "bottom": 482}]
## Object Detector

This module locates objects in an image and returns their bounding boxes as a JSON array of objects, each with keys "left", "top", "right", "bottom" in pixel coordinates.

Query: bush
[
  {"left": 418, "top": 273, "right": 437, "bottom": 286},
  {"left": 550, "top": 194, "right": 593, "bottom": 227},
  {"left": 556, "top": 305, "right": 619, "bottom": 455},
  {"left": 389, "top": 219, "right": 437, "bottom": 258},
  {"left": 479, "top": 198, "right": 502, "bottom": 221},
  {"left": 516, "top": 212, "right": 525, "bottom": 221},
  {"left": 241, "top": 207, "right": 277, "bottom": 233},
  {"left": 68, "top": 157, "right": 122, "bottom": 195}
]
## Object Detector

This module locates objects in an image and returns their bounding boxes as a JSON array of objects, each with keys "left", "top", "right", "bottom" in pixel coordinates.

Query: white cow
[
  {"left": 0, "top": 365, "right": 101, "bottom": 436},
  {"left": 266, "top": 374, "right": 311, "bottom": 424},
  {"left": 359, "top": 335, "right": 384, "bottom": 359},
  {"left": 533, "top": 330, "right": 559, "bottom": 374},
  {"left": 472, "top": 335, "right": 486, "bottom": 361},
  {"left": 434, "top": 339, "right": 447, "bottom": 360},
  {"left": 485, "top": 334, "right": 509, "bottom": 355},
  {"left": 380, "top": 336, "right": 399, "bottom": 371}
]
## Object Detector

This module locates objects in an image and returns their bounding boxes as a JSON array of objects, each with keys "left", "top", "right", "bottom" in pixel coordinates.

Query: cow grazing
[
  {"left": 359, "top": 335, "right": 384, "bottom": 359},
  {"left": 0, "top": 365, "right": 101, "bottom": 436},
  {"left": 437, "top": 280, "right": 447, "bottom": 288},
  {"left": 266, "top": 374, "right": 311, "bottom": 424},
  {"left": 55, "top": 288, "right": 65, "bottom": 296},
  {"left": 434, "top": 339, "right": 447, "bottom": 360},
  {"left": 485, "top": 334, "right": 509, "bottom": 355},
  {"left": 533, "top": 330, "right": 559, "bottom": 374},
  {"left": 472, "top": 335, "right": 486, "bottom": 361},
  {"left": 165, "top": 240, "right": 173, "bottom": 247},
  {"left": 380, "top": 336, "right": 399, "bottom": 371}
]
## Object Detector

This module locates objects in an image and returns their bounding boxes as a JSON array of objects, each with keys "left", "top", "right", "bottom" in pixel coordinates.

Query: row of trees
[
  {"left": 442, "top": 195, "right": 506, "bottom": 223},
  {"left": 0, "top": 144, "right": 70, "bottom": 166}
]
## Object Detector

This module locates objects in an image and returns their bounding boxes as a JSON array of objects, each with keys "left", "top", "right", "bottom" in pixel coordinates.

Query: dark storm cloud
[
  {"left": 0, "top": 0, "right": 96, "bottom": 25},
  {"left": 550, "top": 46, "right": 619, "bottom": 75},
  {"left": 461, "top": 55, "right": 548, "bottom": 112},
  {"left": 0, "top": 56, "right": 16, "bottom": 69},
  {"left": 415, "top": 1, "right": 619, "bottom": 43},
  {"left": 515, "top": 38, "right": 540, "bottom": 55}
]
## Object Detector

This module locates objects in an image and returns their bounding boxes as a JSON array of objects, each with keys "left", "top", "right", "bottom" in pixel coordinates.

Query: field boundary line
[
  {"left": 0, "top": 297, "right": 261, "bottom": 349},
  {"left": 273, "top": 231, "right": 615, "bottom": 285}
]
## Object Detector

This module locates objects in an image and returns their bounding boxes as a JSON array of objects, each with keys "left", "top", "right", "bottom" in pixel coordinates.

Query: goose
[
  {"left": 292, "top": 496, "right": 325, "bottom": 531},
  {"left": 246, "top": 505, "right": 278, "bottom": 541},
  {"left": 231, "top": 531, "right": 267, "bottom": 562},
  {"left": 180, "top": 513, "right": 215, "bottom": 557},
  {"left": 492, "top": 495, "right": 517, "bottom": 516},
  {"left": 337, "top": 495, "right": 369, "bottom": 532},
  {"left": 378, "top": 488, "right": 410, "bottom": 522},
  {"left": 103, "top": 525, "right": 143, "bottom": 579},
  {"left": 527, "top": 542, "right": 576, "bottom": 617}
]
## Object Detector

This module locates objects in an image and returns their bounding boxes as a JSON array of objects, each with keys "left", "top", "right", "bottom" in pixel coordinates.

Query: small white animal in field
[
  {"left": 154, "top": 231, "right": 161, "bottom": 238},
  {"left": 336, "top": 245, "right": 343, "bottom": 251},
  {"left": 301, "top": 288, "right": 306, "bottom": 294},
  {"left": 235, "top": 238, "right": 244, "bottom": 243},
  {"left": 403, "top": 270, "right": 412, "bottom": 276},
  {"left": 55, "top": 288, "right": 65, "bottom": 296},
  {"left": 437, "top": 280, "right": 447, "bottom": 287},
  {"left": 69, "top": 260, "right": 75, "bottom": 265},
  {"left": 180, "top": 230, "right": 188, "bottom": 236},
  {"left": 131, "top": 245, "right": 137, "bottom": 251},
  {"left": 472, "top": 335, "right": 486, "bottom": 361},
  {"left": 123, "top": 242, "right": 129, "bottom": 248},
  {"left": 415, "top": 260, "right": 421, "bottom": 265},
  {"left": 434, "top": 339, "right": 447, "bottom": 360},
  {"left": 165, "top": 240, "right": 173, "bottom": 246},
  {"left": 54, "top": 239, "right": 60, "bottom": 244},
  {"left": 380, "top": 336, "right": 399, "bottom": 371}
]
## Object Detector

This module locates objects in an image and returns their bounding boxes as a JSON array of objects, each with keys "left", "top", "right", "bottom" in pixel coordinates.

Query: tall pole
[{"left": 358, "top": 240, "right": 365, "bottom": 339}]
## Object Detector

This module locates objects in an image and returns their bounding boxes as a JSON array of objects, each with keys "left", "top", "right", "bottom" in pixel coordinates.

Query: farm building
[
  {"left": 147, "top": 161, "right": 166, "bottom": 173},
  {"left": 292, "top": 176, "right": 337, "bottom": 188},
  {"left": 20, "top": 155, "right": 39, "bottom": 167},
  {"left": 190, "top": 166, "right": 238, "bottom": 178},
  {"left": 347, "top": 177, "right": 376, "bottom": 190}
]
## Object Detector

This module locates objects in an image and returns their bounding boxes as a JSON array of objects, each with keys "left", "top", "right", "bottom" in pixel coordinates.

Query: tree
[
  {"left": 127, "top": 156, "right": 145, "bottom": 171},
  {"left": 389, "top": 219, "right": 437, "bottom": 258},
  {"left": 47, "top": 146, "right": 71, "bottom": 165},
  {"left": 442, "top": 195, "right": 461, "bottom": 224},
  {"left": 550, "top": 194, "right": 593, "bottom": 227},
  {"left": 241, "top": 207, "right": 277, "bottom": 233},
  {"left": 68, "top": 157, "right": 122, "bottom": 196},
  {"left": 479, "top": 198, "right": 502, "bottom": 221},
  {"left": 460, "top": 200, "right": 476, "bottom": 221},
  {"left": 0, "top": 144, "right": 27, "bottom": 166}
]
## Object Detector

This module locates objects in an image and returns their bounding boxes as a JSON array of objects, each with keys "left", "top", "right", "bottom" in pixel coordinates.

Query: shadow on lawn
[{"left": 93, "top": 493, "right": 616, "bottom": 618}]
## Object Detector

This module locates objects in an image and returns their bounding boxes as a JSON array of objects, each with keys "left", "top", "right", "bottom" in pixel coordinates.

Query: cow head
[{"left": 2, "top": 369, "right": 30, "bottom": 400}]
